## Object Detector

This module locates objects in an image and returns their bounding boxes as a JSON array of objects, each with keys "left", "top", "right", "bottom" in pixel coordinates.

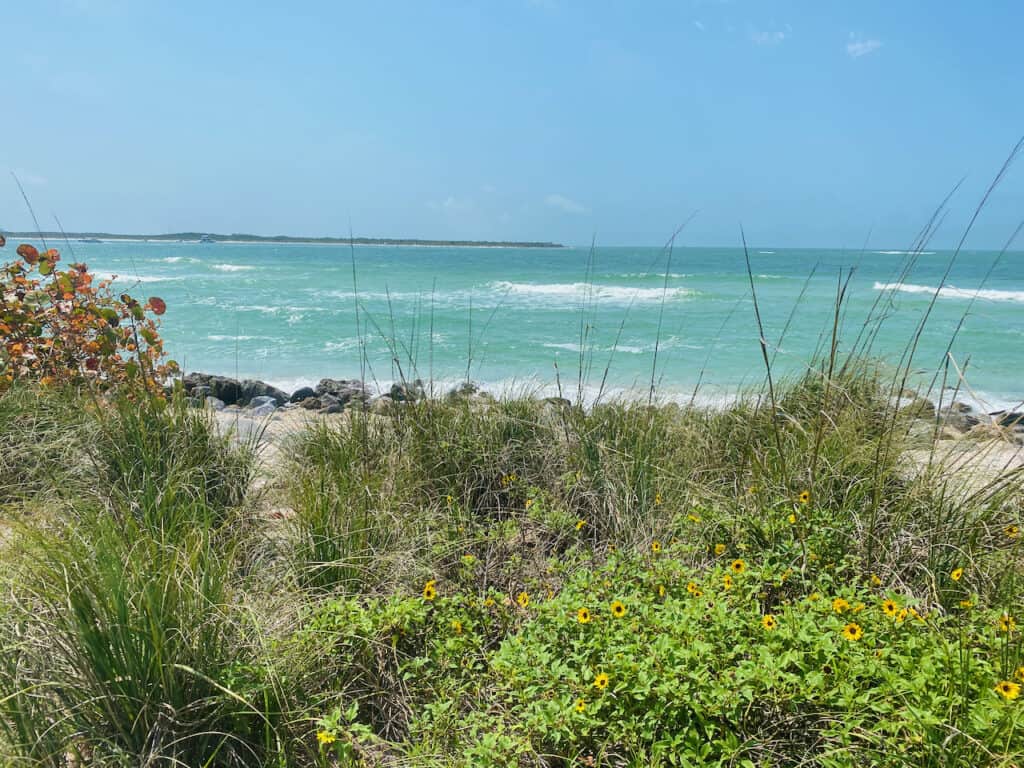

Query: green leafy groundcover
[{"left": 307, "top": 550, "right": 1022, "bottom": 767}]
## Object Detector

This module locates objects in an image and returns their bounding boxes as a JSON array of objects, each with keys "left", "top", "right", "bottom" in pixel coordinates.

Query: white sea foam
[
  {"left": 212, "top": 263, "right": 255, "bottom": 272},
  {"left": 757, "top": 251, "right": 776, "bottom": 254},
  {"left": 206, "top": 334, "right": 270, "bottom": 342},
  {"left": 874, "top": 282, "right": 1024, "bottom": 303},
  {"left": 161, "top": 256, "right": 200, "bottom": 264},
  {"left": 103, "top": 273, "right": 181, "bottom": 283},
  {"left": 873, "top": 250, "right": 935, "bottom": 255},
  {"left": 490, "top": 281, "right": 693, "bottom": 303},
  {"left": 324, "top": 338, "right": 361, "bottom": 352}
]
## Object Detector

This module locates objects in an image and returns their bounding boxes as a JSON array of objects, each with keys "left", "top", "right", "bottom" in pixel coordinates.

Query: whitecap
[
  {"left": 212, "top": 263, "right": 255, "bottom": 272},
  {"left": 874, "top": 282, "right": 1024, "bottom": 303},
  {"left": 490, "top": 281, "right": 693, "bottom": 303}
]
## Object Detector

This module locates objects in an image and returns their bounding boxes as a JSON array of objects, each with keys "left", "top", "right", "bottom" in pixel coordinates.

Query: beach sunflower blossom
[
  {"left": 422, "top": 580, "right": 437, "bottom": 601},
  {"left": 651, "top": 540, "right": 662, "bottom": 553},
  {"left": 832, "top": 598, "right": 851, "bottom": 614},
  {"left": 576, "top": 519, "right": 587, "bottom": 531},
  {"left": 731, "top": 559, "right": 746, "bottom": 575},
  {"left": 610, "top": 600, "right": 627, "bottom": 618},
  {"left": 1006, "top": 524, "right": 1021, "bottom": 539},
  {"left": 516, "top": 591, "right": 530, "bottom": 608},
  {"left": 998, "top": 613, "right": 1017, "bottom": 633},
  {"left": 762, "top": 614, "right": 778, "bottom": 631},
  {"left": 1017, "top": 666, "right": 1024, "bottom": 682},
  {"left": 714, "top": 543, "right": 726, "bottom": 556},
  {"left": 870, "top": 573, "right": 882, "bottom": 587},
  {"left": 656, "top": 584, "right": 667, "bottom": 598},
  {"left": 483, "top": 597, "right": 495, "bottom": 608},
  {"left": 524, "top": 498, "right": 534, "bottom": 510},
  {"left": 951, "top": 567, "right": 964, "bottom": 582},
  {"left": 654, "top": 492, "right": 663, "bottom": 506},
  {"left": 577, "top": 607, "right": 592, "bottom": 624},
  {"left": 798, "top": 490, "right": 811, "bottom": 504},
  {"left": 959, "top": 599, "right": 973, "bottom": 610},
  {"left": 594, "top": 672, "right": 610, "bottom": 690},
  {"left": 574, "top": 699, "right": 587, "bottom": 713},
  {"left": 451, "top": 619, "right": 463, "bottom": 634},
  {"left": 842, "top": 622, "right": 864, "bottom": 641},
  {"left": 316, "top": 730, "right": 336, "bottom": 746},
  {"left": 881, "top": 599, "right": 898, "bottom": 618},
  {"left": 723, "top": 574, "right": 733, "bottom": 590},
  {"left": 686, "top": 581, "right": 702, "bottom": 596},
  {"left": 995, "top": 680, "right": 1020, "bottom": 701},
  {"left": 788, "top": 513, "right": 797, "bottom": 524}
]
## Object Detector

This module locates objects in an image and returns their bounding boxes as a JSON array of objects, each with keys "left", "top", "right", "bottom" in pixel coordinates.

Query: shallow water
[{"left": 46, "top": 240, "right": 1024, "bottom": 409}]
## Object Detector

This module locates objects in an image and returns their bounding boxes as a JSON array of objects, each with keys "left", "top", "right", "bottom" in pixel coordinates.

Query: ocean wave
[
  {"left": 874, "top": 282, "right": 1024, "bottom": 303},
  {"left": 212, "top": 263, "right": 256, "bottom": 272},
  {"left": 324, "top": 338, "right": 361, "bottom": 352},
  {"left": 160, "top": 256, "right": 200, "bottom": 264},
  {"left": 103, "top": 273, "right": 182, "bottom": 283},
  {"left": 491, "top": 281, "right": 693, "bottom": 303},
  {"left": 206, "top": 334, "right": 271, "bottom": 341},
  {"left": 758, "top": 251, "right": 776, "bottom": 254},
  {"left": 873, "top": 250, "right": 936, "bottom": 255}
]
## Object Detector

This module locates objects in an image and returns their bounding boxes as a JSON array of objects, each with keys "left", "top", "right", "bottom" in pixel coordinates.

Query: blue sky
[{"left": 3, "top": 0, "right": 1023, "bottom": 247}]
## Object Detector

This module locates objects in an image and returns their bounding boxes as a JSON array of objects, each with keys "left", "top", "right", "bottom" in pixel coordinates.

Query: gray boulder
[
  {"left": 205, "top": 397, "right": 226, "bottom": 412},
  {"left": 290, "top": 386, "right": 316, "bottom": 403},
  {"left": 939, "top": 402, "right": 980, "bottom": 433},
  {"left": 390, "top": 379, "right": 425, "bottom": 403},
  {"left": 320, "top": 403, "right": 345, "bottom": 415},
  {"left": 315, "top": 378, "right": 365, "bottom": 405},
  {"left": 249, "top": 395, "right": 278, "bottom": 409},
  {"left": 250, "top": 403, "right": 276, "bottom": 419},
  {"left": 299, "top": 396, "right": 322, "bottom": 410},
  {"left": 238, "top": 379, "right": 289, "bottom": 406}
]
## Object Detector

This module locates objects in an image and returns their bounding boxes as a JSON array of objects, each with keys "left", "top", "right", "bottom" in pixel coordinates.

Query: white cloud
[
  {"left": 693, "top": 20, "right": 706, "bottom": 32},
  {"left": 846, "top": 34, "right": 882, "bottom": 58},
  {"left": 544, "top": 194, "right": 588, "bottom": 215}
]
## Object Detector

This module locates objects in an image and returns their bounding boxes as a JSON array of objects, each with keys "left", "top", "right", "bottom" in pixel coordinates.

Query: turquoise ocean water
[{"left": 50, "top": 241, "right": 1024, "bottom": 409}]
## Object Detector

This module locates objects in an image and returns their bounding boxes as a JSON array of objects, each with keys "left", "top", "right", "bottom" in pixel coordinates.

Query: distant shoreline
[{"left": 3, "top": 231, "right": 564, "bottom": 249}]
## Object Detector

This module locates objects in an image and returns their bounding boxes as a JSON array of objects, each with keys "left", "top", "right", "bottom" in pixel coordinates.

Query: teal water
[{"left": 51, "top": 241, "right": 1024, "bottom": 409}]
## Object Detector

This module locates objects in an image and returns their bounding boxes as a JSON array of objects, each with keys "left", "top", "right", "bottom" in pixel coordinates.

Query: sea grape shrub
[{"left": 0, "top": 242, "right": 177, "bottom": 393}]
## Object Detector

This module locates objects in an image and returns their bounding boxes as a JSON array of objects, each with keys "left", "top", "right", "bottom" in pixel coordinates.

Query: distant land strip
[{"left": 3, "top": 231, "right": 564, "bottom": 248}]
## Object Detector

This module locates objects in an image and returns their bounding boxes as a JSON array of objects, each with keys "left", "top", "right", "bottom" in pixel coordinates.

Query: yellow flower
[
  {"left": 780, "top": 568, "right": 793, "bottom": 582},
  {"left": 422, "top": 580, "right": 437, "bottom": 601},
  {"left": 445, "top": 494, "right": 454, "bottom": 506},
  {"left": 656, "top": 584, "right": 666, "bottom": 598},
  {"left": 687, "top": 514, "right": 701, "bottom": 523},
  {"left": 610, "top": 600, "right": 627, "bottom": 618},
  {"left": 853, "top": 602, "right": 865, "bottom": 613},
  {"left": 951, "top": 567, "right": 963, "bottom": 582},
  {"left": 574, "top": 698, "right": 587, "bottom": 713},
  {"left": 762, "top": 614, "right": 777, "bottom": 631},
  {"left": 881, "top": 599, "right": 898, "bottom": 617},
  {"left": 714, "top": 543, "right": 726, "bottom": 556},
  {"left": 722, "top": 574, "right": 733, "bottom": 590},
  {"left": 483, "top": 597, "right": 495, "bottom": 608},
  {"left": 788, "top": 513, "right": 797, "bottom": 524},
  {"left": 842, "top": 622, "right": 863, "bottom": 641},
  {"left": 959, "top": 599, "right": 973, "bottom": 610},
  {"left": 1006, "top": 524, "right": 1020, "bottom": 539},
  {"left": 832, "top": 598, "right": 851, "bottom": 614},
  {"left": 995, "top": 680, "right": 1020, "bottom": 701},
  {"left": 748, "top": 484, "right": 758, "bottom": 494},
  {"left": 896, "top": 608, "right": 908, "bottom": 623},
  {"left": 908, "top": 606, "right": 923, "bottom": 622},
  {"left": 651, "top": 540, "right": 662, "bottom": 553},
  {"left": 798, "top": 490, "right": 811, "bottom": 505},
  {"left": 525, "top": 498, "right": 534, "bottom": 510},
  {"left": 1016, "top": 666, "right": 1024, "bottom": 682},
  {"left": 594, "top": 672, "right": 609, "bottom": 690},
  {"left": 654, "top": 492, "right": 663, "bottom": 506},
  {"left": 731, "top": 559, "right": 746, "bottom": 574},
  {"left": 576, "top": 519, "right": 587, "bottom": 531},
  {"left": 808, "top": 592, "right": 821, "bottom": 602},
  {"left": 870, "top": 573, "right": 882, "bottom": 587},
  {"left": 516, "top": 591, "right": 530, "bottom": 608},
  {"left": 999, "top": 614, "right": 1017, "bottom": 633},
  {"left": 316, "top": 730, "right": 336, "bottom": 746},
  {"left": 577, "top": 607, "right": 591, "bottom": 624},
  {"left": 451, "top": 619, "right": 463, "bottom": 634},
  {"left": 686, "top": 581, "right": 701, "bottom": 596}
]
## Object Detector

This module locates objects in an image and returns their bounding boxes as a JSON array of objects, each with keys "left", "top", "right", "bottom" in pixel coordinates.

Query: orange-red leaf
[
  {"left": 16, "top": 244, "right": 39, "bottom": 264},
  {"left": 148, "top": 296, "right": 166, "bottom": 315}
]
